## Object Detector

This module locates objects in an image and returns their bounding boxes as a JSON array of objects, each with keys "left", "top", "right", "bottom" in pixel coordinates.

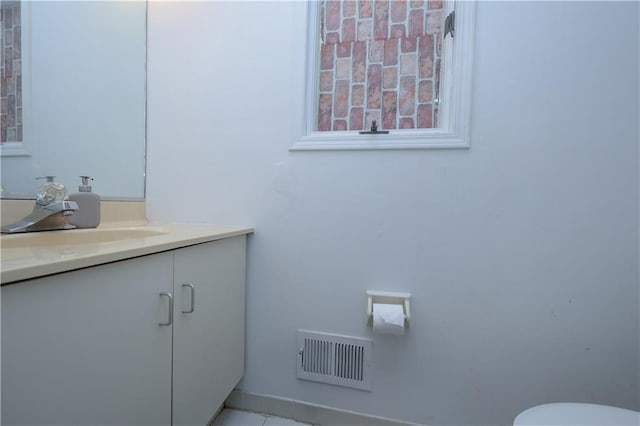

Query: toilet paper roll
[{"left": 372, "top": 303, "right": 405, "bottom": 335}]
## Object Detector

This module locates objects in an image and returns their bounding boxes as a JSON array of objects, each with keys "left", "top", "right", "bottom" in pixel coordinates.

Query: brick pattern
[
  {"left": 1, "top": 1, "right": 22, "bottom": 143},
  {"left": 317, "top": 0, "right": 443, "bottom": 132}
]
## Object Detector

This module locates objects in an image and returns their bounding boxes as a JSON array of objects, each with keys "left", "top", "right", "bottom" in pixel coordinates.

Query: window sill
[
  {"left": 291, "top": 130, "right": 470, "bottom": 151},
  {"left": 1, "top": 142, "right": 31, "bottom": 157}
]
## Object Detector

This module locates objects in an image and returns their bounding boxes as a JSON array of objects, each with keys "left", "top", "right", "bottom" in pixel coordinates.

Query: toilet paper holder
[{"left": 366, "top": 290, "right": 411, "bottom": 326}]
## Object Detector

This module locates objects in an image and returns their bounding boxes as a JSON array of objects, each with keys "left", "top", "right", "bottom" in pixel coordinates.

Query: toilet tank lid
[{"left": 514, "top": 403, "right": 640, "bottom": 426}]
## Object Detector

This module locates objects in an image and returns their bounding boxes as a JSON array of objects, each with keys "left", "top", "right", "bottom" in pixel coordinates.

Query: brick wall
[
  {"left": 1, "top": 0, "right": 22, "bottom": 143},
  {"left": 317, "top": 0, "right": 444, "bottom": 132}
]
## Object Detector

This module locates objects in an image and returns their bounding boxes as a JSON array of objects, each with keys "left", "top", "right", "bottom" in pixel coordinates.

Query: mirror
[{"left": 0, "top": 0, "right": 146, "bottom": 200}]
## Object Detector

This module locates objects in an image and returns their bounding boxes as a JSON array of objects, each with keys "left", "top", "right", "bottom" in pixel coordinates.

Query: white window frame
[
  {"left": 1, "top": 0, "right": 32, "bottom": 157},
  {"left": 291, "top": 0, "right": 476, "bottom": 151}
]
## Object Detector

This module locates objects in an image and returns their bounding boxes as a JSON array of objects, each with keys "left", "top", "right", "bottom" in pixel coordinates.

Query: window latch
[
  {"left": 359, "top": 120, "right": 389, "bottom": 135},
  {"left": 444, "top": 11, "right": 455, "bottom": 39}
]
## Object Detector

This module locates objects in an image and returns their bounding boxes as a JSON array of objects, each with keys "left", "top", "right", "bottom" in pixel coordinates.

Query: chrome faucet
[
  {"left": 1, "top": 201, "right": 79, "bottom": 234},
  {"left": 1, "top": 177, "right": 79, "bottom": 234}
]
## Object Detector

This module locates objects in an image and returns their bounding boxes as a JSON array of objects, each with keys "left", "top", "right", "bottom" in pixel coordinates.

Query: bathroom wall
[{"left": 146, "top": 2, "right": 640, "bottom": 425}]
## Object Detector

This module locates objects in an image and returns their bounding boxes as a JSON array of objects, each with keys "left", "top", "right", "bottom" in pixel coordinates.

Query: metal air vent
[{"left": 296, "top": 330, "right": 372, "bottom": 391}]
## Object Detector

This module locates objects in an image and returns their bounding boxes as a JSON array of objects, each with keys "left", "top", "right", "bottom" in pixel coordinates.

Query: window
[
  {"left": 292, "top": 0, "right": 475, "bottom": 151},
  {"left": 1, "top": 0, "right": 31, "bottom": 157}
]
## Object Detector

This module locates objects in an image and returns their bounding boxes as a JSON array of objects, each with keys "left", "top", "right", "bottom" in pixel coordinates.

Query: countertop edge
[{"left": 1, "top": 225, "right": 254, "bottom": 285}]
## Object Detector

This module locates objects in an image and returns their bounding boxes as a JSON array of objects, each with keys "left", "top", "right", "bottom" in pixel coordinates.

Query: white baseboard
[{"left": 224, "top": 390, "right": 422, "bottom": 426}]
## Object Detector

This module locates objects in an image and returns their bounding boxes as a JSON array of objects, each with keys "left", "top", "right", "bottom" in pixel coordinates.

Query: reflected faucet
[{"left": 1, "top": 177, "right": 79, "bottom": 234}]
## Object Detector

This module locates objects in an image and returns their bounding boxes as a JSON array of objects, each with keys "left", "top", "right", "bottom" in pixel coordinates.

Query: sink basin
[{"left": 0, "top": 228, "right": 168, "bottom": 249}]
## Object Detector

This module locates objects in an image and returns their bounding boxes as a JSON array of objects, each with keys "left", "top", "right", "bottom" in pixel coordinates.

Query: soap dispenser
[{"left": 68, "top": 176, "right": 101, "bottom": 228}]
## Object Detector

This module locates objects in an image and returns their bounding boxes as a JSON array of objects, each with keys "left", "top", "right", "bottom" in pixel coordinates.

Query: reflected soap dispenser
[{"left": 68, "top": 176, "right": 101, "bottom": 228}]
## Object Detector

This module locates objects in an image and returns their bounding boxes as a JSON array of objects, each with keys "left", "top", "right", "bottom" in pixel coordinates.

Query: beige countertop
[{"left": 1, "top": 223, "right": 253, "bottom": 284}]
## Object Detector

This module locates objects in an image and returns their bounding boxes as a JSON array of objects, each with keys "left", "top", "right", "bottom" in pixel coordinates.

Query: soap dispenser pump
[{"left": 68, "top": 176, "right": 101, "bottom": 228}]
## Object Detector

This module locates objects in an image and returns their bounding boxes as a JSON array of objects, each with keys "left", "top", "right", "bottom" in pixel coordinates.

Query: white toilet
[{"left": 514, "top": 403, "right": 640, "bottom": 426}]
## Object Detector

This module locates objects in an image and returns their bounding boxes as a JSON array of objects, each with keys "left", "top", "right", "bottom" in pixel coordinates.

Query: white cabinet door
[
  {"left": 1, "top": 253, "right": 174, "bottom": 426},
  {"left": 172, "top": 236, "right": 246, "bottom": 426}
]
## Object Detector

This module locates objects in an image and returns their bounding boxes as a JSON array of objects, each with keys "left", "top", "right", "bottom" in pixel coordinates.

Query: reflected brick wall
[
  {"left": 1, "top": 0, "right": 22, "bottom": 143},
  {"left": 318, "top": 0, "right": 444, "bottom": 132}
]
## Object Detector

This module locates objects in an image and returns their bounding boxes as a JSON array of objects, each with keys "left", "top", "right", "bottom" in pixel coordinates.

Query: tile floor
[{"left": 212, "top": 408, "right": 312, "bottom": 426}]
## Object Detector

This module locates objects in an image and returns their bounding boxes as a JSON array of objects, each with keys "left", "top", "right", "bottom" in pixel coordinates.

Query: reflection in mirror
[{"left": 0, "top": 0, "right": 146, "bottom": 200}]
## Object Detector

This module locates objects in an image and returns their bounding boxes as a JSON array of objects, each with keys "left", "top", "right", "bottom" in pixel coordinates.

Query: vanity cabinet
[
  {"left": 172, "top": 237, "right": 246, "bottom": 426},
  {"left": 1, "top": 235, "right": 246, "bottom": 426}
]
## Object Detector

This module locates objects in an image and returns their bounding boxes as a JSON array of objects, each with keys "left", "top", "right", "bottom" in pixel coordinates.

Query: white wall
[{"left": 146, "top": 2, "right": 640, "bottom": 425}]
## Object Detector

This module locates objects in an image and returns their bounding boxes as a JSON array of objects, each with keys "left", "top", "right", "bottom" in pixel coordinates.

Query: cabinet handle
[
  {"left": 182, "top": 283, "right": 195, "bottom": 314},
  {"left": 159, "top": 292, "right": 173, "bottom": 326}
]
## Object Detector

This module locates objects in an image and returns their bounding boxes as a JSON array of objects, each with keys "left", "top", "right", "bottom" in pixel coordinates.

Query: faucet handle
[{"left": 35, "top": 177, "right": 68, "bottom": 206}]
